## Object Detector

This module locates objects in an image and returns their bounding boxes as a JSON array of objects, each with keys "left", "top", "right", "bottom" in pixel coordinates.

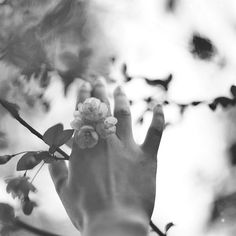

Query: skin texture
[{"left": 49, "top": 78, "right": 165, "bottom": 235}]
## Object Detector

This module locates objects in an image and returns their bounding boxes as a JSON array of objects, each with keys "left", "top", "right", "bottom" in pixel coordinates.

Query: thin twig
[
  {"left": 31, "top": 162, "right": 45, "bottom": 184},
  {"left": 15, "top": 218, "right": 61, "bottom": 236},
  {"left": 16, "top": 116, "right": 69, "bottom": 160},
  {"left": 150, "top": 220, "right": 166, "bottom": 236},
  {"left": 12, "top": 151, "right": 33, "bottom": 157}
]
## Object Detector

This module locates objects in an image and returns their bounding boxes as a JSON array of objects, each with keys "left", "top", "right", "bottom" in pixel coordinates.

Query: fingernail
[
  {"left": 93, "top": 76, "right": 106, "bottom": 87},
  {"left": 153, "top": 103, "right": 163, "bottom": 113},
  {"left": 114, "top": 86, "right": 124, "bottom": 95},
  {"left": 80, "top": 81, "right": 92, "bottom": 91}
]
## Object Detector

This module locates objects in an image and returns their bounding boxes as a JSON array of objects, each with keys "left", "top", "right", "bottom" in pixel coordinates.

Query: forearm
[{"left": 82, "top": 208, "right": 150, "bottom": 236}]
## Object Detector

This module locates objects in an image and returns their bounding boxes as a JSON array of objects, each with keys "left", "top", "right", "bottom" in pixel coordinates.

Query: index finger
[{"left": 75, "top": 81, "right": 92, "bottom": 109}]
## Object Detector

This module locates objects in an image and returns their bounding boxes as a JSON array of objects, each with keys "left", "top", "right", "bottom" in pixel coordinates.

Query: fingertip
[
  {"left": 76, "top": 81, "right": 92, "bottom": 106},
  {"left": 114, "top": 86, "right": 125, "bottom": 97},
  {"left": 93, "top": 76, "right": 106, "bottom": 87},
  {"left": 153, "top": 104, "right": 164, "bottom": 121},
  {"left": 80, "top": 81, "right": 92, "bottom": 92}
]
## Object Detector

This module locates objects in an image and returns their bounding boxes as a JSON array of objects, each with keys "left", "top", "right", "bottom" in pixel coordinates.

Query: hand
[{"left": 49, "top": 78, "right": 165, "bottom": 235}]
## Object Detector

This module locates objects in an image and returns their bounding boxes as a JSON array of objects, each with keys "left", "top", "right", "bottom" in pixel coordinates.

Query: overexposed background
[{"left": 0, "top": 0, "right": 236, "bottom": 235}]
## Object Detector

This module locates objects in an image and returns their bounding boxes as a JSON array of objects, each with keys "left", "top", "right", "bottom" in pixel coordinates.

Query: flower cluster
[{"left": 71, "top": 97, "right": 117, "bottom": 149}]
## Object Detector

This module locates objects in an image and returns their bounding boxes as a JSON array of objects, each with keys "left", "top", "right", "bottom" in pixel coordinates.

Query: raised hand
[{"left": 49, "top": 78, "right": 165, "bottom": 236}]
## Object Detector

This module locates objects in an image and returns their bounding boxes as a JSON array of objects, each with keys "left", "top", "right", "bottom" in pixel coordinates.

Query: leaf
[
  {"left": 55, "top": 129, "right": 74, "bottom": 147},
  {"left": 35, "top": 151, "right": 55, "bottom": 163},
  {"left": 22, "top": 197, "right": 37, "bottom": 215},
  {"left": 0, "top": 203, "right": 15, "bottom": 224},
  {"left": 165, "top": 222, "right": 174, "bottom": 233},
  {"left": 0, "top": 155, "right": 13, "bottom": 165},
  {"left": 121, "top": 63, "right": 132, "bottom": 82},
  {"left": 5, "top": 176, "right": 36, "bottom": 199},
  {"left": 209, "top": 102, "right": 217, "bottom": 111},
  {"left": 191, "top": 101, "right": 202, "bottom": 106},
  {"left": 16, "top": 152, "right": 41, "bottom": 171},
  {"left": 230, "top": 85, "right": 236, "bottom": 98},
  {"left": 214, "top": 97, "right": 234, "bottom": 108},
  {"left": 43, "top": 123, "right": 63, "bottom": 146},
  {"left": 190, "top": 33, "right": 216, "bottom": 60},
  {"left": 144, "top": 74, "right": 173, "bottom": 91},
  {"left": 0, "top": 99, "right": 20, "bottom": 118}
]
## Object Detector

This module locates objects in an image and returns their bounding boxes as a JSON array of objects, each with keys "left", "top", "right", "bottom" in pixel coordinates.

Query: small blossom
[
  {"left": 70, "top": 117, "right": 83, "bottom": 130},
  {"left": 5, "top": 176, "right": 36, "bottom": 200},
  {"left": 96, "top": 117, "right": 117, "bottom": 139},
  {"left": 104, "top": 116, "right": 118, "bottom": 127},
  {"left": 73, "top": 110, "right": 82, "bottom": 118},
  {"left": 77, "top": 97, "right": 108, "bottom": 121},
  {"left": 76, "top": 125, "right": 99, "bottom": 149}
]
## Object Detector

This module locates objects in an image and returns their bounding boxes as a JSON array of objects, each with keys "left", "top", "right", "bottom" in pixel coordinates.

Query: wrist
[{"left": 82, "top": 207, "right": 149, "bottom": 236}]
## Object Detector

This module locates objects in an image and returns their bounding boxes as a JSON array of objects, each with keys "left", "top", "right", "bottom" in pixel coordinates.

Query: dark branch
[
  {"left": 15, "top": 218, "right": 61, "bottom": 236},
  {"left": 150, "top": 220, "right": 166, "bottom": 236}
]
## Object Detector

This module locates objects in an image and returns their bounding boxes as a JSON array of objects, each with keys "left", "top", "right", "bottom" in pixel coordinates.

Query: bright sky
[{"left": 0, "top": 0, "right": 236, "bottom": 236}]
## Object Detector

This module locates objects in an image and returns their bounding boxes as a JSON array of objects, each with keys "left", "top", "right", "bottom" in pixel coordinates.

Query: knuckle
[
  {"left": 55, "top": 177, "right": 67, "bottom": 195},
  {"left": 115, "top": 108, "right": 131, "bottom": 117}
]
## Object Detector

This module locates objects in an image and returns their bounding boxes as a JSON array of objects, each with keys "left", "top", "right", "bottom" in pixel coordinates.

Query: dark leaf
[
  {"left": 0, "top": 155, "right": 13, "bottom": 165},
  {"left": 144, "top": 74, "right": 172, "bottom": 91},
  {"left": 209, "top": 102, "right": 217, "bottom": 111},
  {"left": 144, "top": 97, "right": 153, "bottom": 104},
  {"left": 0, "top": 99, "right": 20, "bottom": 118},
  {"left": 49, "top": 145, "right": 57, "bottom": 154},
  {"left": 22, "top": 197, "right": 37, "bottom": 215},
  {"left": 166, "top": 0, "right": 177, "bottom": 12},
  {"left": 36, "top": 151, "right": 55, "bottom": 163},
  {"left": 55, "top": 129, "right": 74, "bottom": 147},
  {"left": 0, "top": 203, "right": 15, "bottom": 224},
  {"left": 5, "top": 176, "right": 36, "bottom": 199},
  {"left": 43, "top": 123, "right": 63, "bottom": 146},
  {"left": 214, "top": 97, "right": 234, "bottom": 108},
  {"left": 165, "top": 222, "right": 174, "bottom": 233},
  {"left": 191, "top": 101, "right": 202, "bottom": 106},
  {"left": 121, "top": 63, "right": 133, "bottom": 82},
  {"left": 179, "top": 104, "right": 188, "bottom": 115},
  {"left": 17, "top": 152, "right": 41, "bottom": 171},
  {"left": 190, "top": 33, "right": 216, "bottom": 60},
  {"left": 230, "top": 85, "right": 236, "bottom": 98}
]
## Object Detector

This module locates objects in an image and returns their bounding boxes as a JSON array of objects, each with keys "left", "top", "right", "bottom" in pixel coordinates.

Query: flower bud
[
  {"left": 75, "top": 125, "right": 99, "bottom": 149},
  {"left": 96, "top": 117, "right": 117, "bottom": 139},
  {"left": 77, "top": 97, "right": 108, "bottom": 121},
  {"left": 70, "top": 117, "right": 83, "bottom": 130}
]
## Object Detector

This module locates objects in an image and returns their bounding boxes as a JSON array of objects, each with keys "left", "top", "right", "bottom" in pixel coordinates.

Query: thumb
[{"left": 49, "top": 160, "right": 68, "bottom": 196}]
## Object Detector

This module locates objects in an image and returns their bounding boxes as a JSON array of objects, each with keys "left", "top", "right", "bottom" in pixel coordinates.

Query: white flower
[
  {"left": 96, "top": 116, "right": 117, "bottom": 139},
  {"left": 75, "top": 125, "right": 99, "bottom": 149},
  {"left": 104, "top": 116, "right": 118, "bottom": 127},
  {"left": 70, "top": 117, "right": 83, "bottom": 130},
  {"left": 77, "top": 97, "right": 108, "bottom": 121}
]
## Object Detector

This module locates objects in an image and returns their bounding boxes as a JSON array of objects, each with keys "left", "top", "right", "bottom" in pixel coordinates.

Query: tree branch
[
  {"left": 150, "top": 220, "right": 166, "bottom": 236},
  {"left": 15, "top": 218, "right": 61, "bottom": 236},
  {"left": 16, "top": 116, "right": 69, "bottom": 160}
]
